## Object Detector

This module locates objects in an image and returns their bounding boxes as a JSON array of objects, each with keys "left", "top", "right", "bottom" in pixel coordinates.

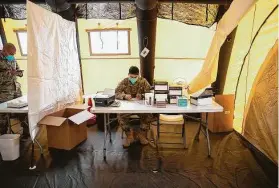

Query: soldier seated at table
[
  {"left": 0, "top": 43, "right": 29, "bottom": 138},
  {"left": 115, "top": 66, "right": 154, "bottom": 148}
]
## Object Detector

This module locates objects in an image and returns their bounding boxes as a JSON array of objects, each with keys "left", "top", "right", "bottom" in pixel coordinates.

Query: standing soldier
[
  {"left": 115, "top": 66, "right": 153, "bottom": 148},
  {"left": 0, "top": 43, "right": 29, "bottom": 137}
]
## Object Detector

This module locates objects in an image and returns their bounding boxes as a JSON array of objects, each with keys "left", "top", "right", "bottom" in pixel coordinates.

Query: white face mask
[{"left": 129, "top": 77, "right": 138, "bottom": 85}]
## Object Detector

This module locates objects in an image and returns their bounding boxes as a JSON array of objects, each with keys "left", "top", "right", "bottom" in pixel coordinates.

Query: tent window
[
  {"left": 15, "top": 30, "right": 27, "bottom": 56},
  {"left": 87, "top": 28, "right": 131, "bottom": 56}
]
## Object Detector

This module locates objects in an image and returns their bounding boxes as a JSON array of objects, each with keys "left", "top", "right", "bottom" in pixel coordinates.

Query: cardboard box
[
  {"left": 202, "top": 94, "right": 234, "bottom": 133},
  {"left": 38, "top": 106, "right": 93, "bottom": 150}
]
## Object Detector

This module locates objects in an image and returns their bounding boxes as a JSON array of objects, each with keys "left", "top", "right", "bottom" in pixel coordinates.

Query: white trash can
[{"left": 0, "top": 134, "right": 20, "bottom": 161}]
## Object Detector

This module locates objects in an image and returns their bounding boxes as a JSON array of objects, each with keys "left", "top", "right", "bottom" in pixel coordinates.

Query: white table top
[
  {"left": 0, "top": 96, "right": 28, "bottom": 113},
  {"left": 90, "top": 100, "right": 223, "bottom": 114}
]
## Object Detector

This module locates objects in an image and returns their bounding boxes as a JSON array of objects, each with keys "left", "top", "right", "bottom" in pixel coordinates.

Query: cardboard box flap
[
  {"left": 66, "top": 104, "right": 88, "bottom": 110},
  {"left": 39, "top": 116, "right": 67, "bottom": 126},
  {"left": 68, "top": 110, "right": 94, "bottom": 125}
]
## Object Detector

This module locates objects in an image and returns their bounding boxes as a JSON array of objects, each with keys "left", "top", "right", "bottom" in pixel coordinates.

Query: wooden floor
[{"left": 0, "top": 122, "right": 276, "bottom": 188}]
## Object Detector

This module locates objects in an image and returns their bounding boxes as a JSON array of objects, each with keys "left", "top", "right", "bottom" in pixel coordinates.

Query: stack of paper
[
  {"left": 7, "top": 99, "right": 28, "bottom": 108},
  {"left": 190, "top": 88, "right": 214, "bottom": 106}
]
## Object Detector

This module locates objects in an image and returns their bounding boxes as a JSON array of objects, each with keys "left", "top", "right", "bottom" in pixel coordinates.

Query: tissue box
[{"left": 177, "top": 96, "right": 188, "bottom": 107}]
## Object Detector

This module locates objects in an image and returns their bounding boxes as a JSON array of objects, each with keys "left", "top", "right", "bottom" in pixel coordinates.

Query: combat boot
[
  {"left": 137, "top": 130, "right": 149, "bottom": 145},
  {"left": 123, "top": 130, "right": 134, "bottom": 148}
]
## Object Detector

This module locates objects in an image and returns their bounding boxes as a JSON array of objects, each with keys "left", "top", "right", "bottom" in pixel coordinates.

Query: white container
[
  {"left": 0, "top": 134, "right": 20, "bottom": 161},
  {"left": 145, "top": 93, "right": 154, "bottom": 106}
]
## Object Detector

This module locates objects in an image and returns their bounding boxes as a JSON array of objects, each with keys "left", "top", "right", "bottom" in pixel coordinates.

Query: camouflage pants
[
  {"left": 0, "top": 114, "right": 8, "bottom": 134},
  {"left": 0, "top": 89, "right": 15, "bottom": 135},
  {"left": 117, "top": 113, "right": 155, "bottom": 132}
]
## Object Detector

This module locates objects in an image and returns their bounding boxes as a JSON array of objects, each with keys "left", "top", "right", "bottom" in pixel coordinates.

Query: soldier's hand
[
  {"left": 10, "top": 69, "right": 17, "bottom": 75},
  {"left": 6, "top": 70, "right": 13, "bottom": 76},
  {"left": 124, "top": 94, "right": 132, "bottom": 100},
  {"left": 136, "top": 94, "right": 142, "bottom": 100}
]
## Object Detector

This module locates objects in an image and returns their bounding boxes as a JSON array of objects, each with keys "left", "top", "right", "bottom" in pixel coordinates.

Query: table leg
[
  {"left": 194, "top": 118, "right": 202, "bottom": 141},
  {"left": 205, "top": 113, "right": 211, "bottom": 157},
  {"left": 156, "top": 115, "right": 160, "bottom": 149},
  {"left": 6, "top": 114, "right": 13, "bottom": 134},
  {"left": 29, "top": 141, "right": 36, "bottom": 170},
  {"left": 29, "top": 136, "right": 43, "bottom": 170},
  {"left": 34, "top": 138, "right": 43, "bottom": 154},
  {"left": 103, "top": 113, "right": 107, "bottom": 160},
  {"left": 107, "top": 114, "right": 112, "bottom": 143}
]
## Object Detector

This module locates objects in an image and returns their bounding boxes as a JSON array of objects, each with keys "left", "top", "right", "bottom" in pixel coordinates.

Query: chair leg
[
  {"left": 121, "top": 129, "right": 124, "bottom": 139},
  {"left": 182, "top": 121, "right": 185, "bottom": 138},
  {"left": 183, "top": 122, "right": 187, "bottom": 149}
]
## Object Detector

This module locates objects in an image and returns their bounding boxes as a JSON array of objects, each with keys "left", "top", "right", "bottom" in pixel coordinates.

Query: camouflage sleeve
[
  {"left": 115, "top": 79, "right": 126, "bottom": 100},
  {"left": 0, "top": 59, "right": 9, "bottom": 71},
  {"left": 142, "top": 78, "right": 151, "bottom": 93},
  {"left": 15, "top": 61, "right": 23, "bottom": 77},
  {"left": 0, "top": 60, "right": 10, "bottom": 79},
  {"left": 136, "top": 78, "right": 151, "bottom": 96}
]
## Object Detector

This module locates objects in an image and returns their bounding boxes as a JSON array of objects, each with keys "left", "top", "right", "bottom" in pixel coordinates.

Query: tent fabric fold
[
  {"left": 242, "top": 40, "right": 278, "bottom": 164},
  {"left": 188, "top": 0, "right": 256, "bottom": 94},
  {"left": 221, "top": 0, "right": 278, "bottom": 163}
]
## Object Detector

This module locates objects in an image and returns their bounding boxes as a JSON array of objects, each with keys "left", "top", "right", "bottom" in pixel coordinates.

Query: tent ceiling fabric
[
  {"left": 76, "top": 3, "right": 136, "bottom": 20},
  {"left": 1, "top": 4, "right": 26, "bottom": 19},
  {"left": 157, "top": 3, "right": 218, "bottom": 27},
  {"left": 0, "top": 4, "right": 51, "bottom": 19},
  {"left": 1, "top": 2, "right": 219, "bottom": 27}
]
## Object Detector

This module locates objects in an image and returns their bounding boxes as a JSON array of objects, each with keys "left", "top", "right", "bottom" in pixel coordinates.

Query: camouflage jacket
[
  {"left": 0, "top": 52, "right": 23, "bottom": 102},
  {"left": 115, "top": 77, "right": 151, "bottom": 99}
]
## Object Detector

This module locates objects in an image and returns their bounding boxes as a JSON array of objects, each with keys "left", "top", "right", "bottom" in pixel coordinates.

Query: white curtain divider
[{"left": 27, "top": 1, "right": 82, "bottom": 140}]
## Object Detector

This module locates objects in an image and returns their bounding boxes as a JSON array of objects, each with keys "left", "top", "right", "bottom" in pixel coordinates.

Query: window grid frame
[
  {"left": 86, "top": 28, "right": 131, "bottom": 56},
  {"left": 14, "top": 29, "right": 27, "bottom": 57}
]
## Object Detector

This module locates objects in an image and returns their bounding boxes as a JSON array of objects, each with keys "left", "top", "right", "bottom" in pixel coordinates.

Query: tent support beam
[
  {"left": 75, "top": 19, "right": 85, "bottom": 95},
  {"left": 136, "top": 0, "right": 157, "bottom": 85},
  {"left": 213, "top": 28, "right": 237, "bottom": 94},
  {"left": 0, "top": 19, "right": 7, "bottom": 45}
]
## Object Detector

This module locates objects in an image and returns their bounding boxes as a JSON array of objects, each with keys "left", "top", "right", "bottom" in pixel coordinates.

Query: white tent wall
[
  {"left": 27, "top": 1, "right": 82, "bottom": 140},
  {"left": 78, "top": 18, "right": 214, "bottom": 94},
  {"left": 222, "top": 0, "right": 278, "bottom": 163}
]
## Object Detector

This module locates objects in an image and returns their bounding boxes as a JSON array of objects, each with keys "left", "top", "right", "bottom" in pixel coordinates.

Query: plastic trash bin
[{"left": 0, "top": 134, "right": 20, "bottom": 161}]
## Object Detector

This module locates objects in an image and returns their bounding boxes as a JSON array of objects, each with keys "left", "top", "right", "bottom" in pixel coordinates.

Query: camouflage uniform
[
  {"left": 0, "top": 52, "right": 28, "bottom": 135},
  {"left": 115, "top": 77, "right": 154, "bottom": 131}
]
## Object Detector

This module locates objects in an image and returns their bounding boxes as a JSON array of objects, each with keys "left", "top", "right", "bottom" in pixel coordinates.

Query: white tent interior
[{"left": 0, "top": 0, "right": 273, "bottom": 186}]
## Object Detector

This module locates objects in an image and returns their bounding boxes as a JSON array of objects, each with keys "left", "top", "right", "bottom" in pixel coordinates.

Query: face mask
[
  {"left": 129, "top": 77, "right": 138, "bottom": 85},
  {"left": 5, "top": 55, "right": 15, "bottom": 62}
]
